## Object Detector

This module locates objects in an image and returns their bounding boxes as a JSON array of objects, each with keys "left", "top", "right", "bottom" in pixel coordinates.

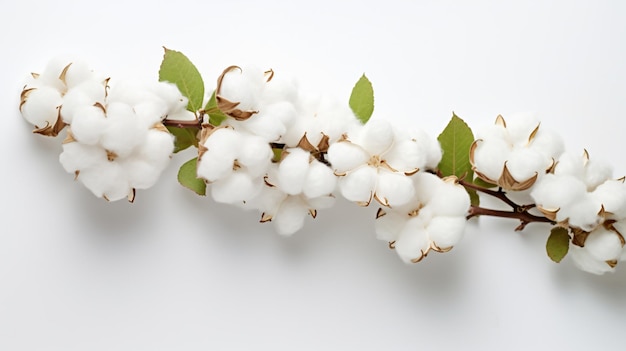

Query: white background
[{"left": 2, "top": 1, "right": 626, "bottom": 350}]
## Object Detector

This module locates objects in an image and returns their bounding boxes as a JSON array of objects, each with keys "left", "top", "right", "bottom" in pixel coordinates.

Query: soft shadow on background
[{"left": 2, "top": 1, "right": 626, "bottom": 350}]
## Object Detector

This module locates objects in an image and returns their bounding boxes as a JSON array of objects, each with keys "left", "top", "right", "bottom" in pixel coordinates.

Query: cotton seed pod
[{"left": 470, "top": 113, "right": 563, "bottom": 191}]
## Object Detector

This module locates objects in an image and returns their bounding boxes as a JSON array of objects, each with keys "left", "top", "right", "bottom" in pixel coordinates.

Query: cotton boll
[
  {"left": 426, "top": 178, "right": 470, "bottom": 217},
  {"left": 235, "top": 136, "right": 272, "bottom": 178},
  {"left": 592, "top": 180, "right": 626, "bottom": 218},
  {"left": 20, "top": 86, "right": 63, "bottom": 128},
  {"left": 219, "top": 66, "right": 264, "bottom": 110},
  {"left": 374, "top": 210, "right": 405, "bottom": 242},
  {"left": 528, "top": 129, "right": 564, "bottom": 161},
  {"left": 100, "top": 104, "right": 145, "bottom": 157},
  {"left": 427, "top": 216, "right": 466, "bottom": 249},
  {"left": 69, "top": 105, "right": 106, "bottom": 145},
  {"left": 303, "top": 161, "right": 337, "bottom": 198},
  {"left": 409, "top": 128, "right": 442, "bottom": 170},
  {"left": 554, "top": 152, "right": 585, "bottom": 178},
  {"left": 375, "top": 171, "right": 414, "bottom": 207},
  {"left": 140, "top": 129, "right": 174, "bottom": 165},
  {"left": 475, "top": 123, "right": 507, "bottom": 141},
  {"left": 197, "top": 150, "right": 235, "bottom": 182},
  {"left": 123, "top": 159, "right": 161, "bottom": 189},
  {"left": 360, "top": 119, "right": 394, "bottom": 156},
  {"left": 566, "top": 195, "right": 602, "bottom": 231},
  {"left": 78, "top": 162, "right": 127, "bottom": 200},
  {"left": 412, "top": 172, "right": 443, "bottom": 204},
  {"left": 569, "top": 245, "right": 615, "bottom": 275},
  {"left": 506, "top": 148, "right": 546, "bottom": 181},
  {"left": 202, "top": 127, "right": 241, "bottom": 159},
  {"left": 383, "top": 138, "right": 426, "bottom": 174},
  {"left": 338, "top": 166, "right": 377, "bottom": 204},
  {"left": 583, "top": 157, "right": 613, "bottom": 191},
  {"left": 326, "top": 141, "right": 369, "bottom": 174},
  {"left": 61, "top": 80, "right": 106, "bottom": 123},
  {"left": 273, "top": 196, "right": 309, "bottom": 236},
  {"left": 472, "top": 138, "right": 510, "bottom": 182},
  {"left": 395, "top": 217, "right": 429, "bottom": 263},
  {"left": 262, "top": 73, "right": 299, "bottom": 104},
  {"left": 63, "top": 61, "right": 98, "bottom": 88},
  {"left": 306, "top": 194, "right": 335, "bottom": 210},
  {"left": 60, "top": 142, "right": 107, "bottom": 173},
  {"left": 233, "top": 107, "right": 287, "bottom": 142},
  {"left": 530, "top": 174, "right": 586, "bottom": 211},
  {"left": 211, "top": 172, "right": 262, "bottom": 205},
  {"left": 149, "top": 81, "right": 189, "bottom": 115},
  {"left": 278, "top": 148, "right": 310, "bottom": 195},
  {"left": 501, "top": 112, "right": 539, "bottom": 145},
  {"left": 584, "top": 228, "right": 623, "bottom": 262}
]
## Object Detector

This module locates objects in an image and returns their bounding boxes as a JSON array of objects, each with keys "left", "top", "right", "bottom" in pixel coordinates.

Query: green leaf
[
  {"left": 349, "top": 74, "right": 374, "bottom": 124},
  {"left": 437, "top": 114, "right": 478, "bottom": 205},
  {"left": 204, "top": 91, "right": 227, "bottom": 126},
  {"left": 473, "top": 176, "right": 497, "bottom": 189},
  {"left": 159, "top": 48, "right": 204, "bottom": 113},
  {"left": 178, "top": 157, "right": 206, "bottom": 196},
  {"left": 166, "top": 126, "right": 199, "bottom": 153},
  {"left": 546, "top": 227, "right": 570, "bottom": 263}
]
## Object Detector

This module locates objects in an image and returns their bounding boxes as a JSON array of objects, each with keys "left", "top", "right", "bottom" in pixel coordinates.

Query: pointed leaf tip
[
  {"left": 178, "top": 157, "right": 206, "bottom": 196},
  {"left": 349, "top": 74, "right": 374, "bottom": 124},
  {"left": 437, "top": 114, "right": 478, "bottom": 205},
  {"left": 159, "top": 48, "right": 204, "bottom": 113}
]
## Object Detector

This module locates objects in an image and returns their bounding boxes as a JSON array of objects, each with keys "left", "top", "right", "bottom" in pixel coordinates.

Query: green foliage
[
  {"left": 437, "top": 114, "right": 478, "bottom": 205},
  {"left": 178, "top": 157, "right": 206, "bottom": 196},
  {"left": 204, "top": 91, "right": 228, "bottom": 126},
  {"left": 473, "top": 177, "right": 497, "bottom": 189},
  {"left": 159, "top": 48, "right": 205, "bottom": 113},
  {"left": 166, "top": 126, "right": 200, "bottom": 153},
  {"left": 546, "top": 227, "right": 570, "bottom": 263},
  {"left": 349, "top": 74, "right": 374, "bottom": 124}
]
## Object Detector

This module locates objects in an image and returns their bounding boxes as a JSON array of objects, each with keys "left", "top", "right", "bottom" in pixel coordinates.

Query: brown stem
[
  {"left": 162, "top": 118, "right": 203, "bottom": 129},
  {"left": 456, "top": 178, "right": 555, "bottom": 231},
  {"left": 467, "top": 205, "right": 555, "bottom": 231}
]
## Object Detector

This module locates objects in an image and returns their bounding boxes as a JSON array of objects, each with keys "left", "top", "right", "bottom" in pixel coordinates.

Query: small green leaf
[
  {"left": 546, "top": 227, "right": 570, "bottom": 263},
  {"left": 437, "top": 114, "right": 478, "bottom": 205},
  {"left": 349, "top": 74, "right": 374, "bottom": 124},
  {"left": 473, "top": 177, "right": 497, "bottom": 189},
  {"left": 204, "top": 91, "right": 227, "bottom": 126},
  {"left": 166, "top": 126, "right": 199, "bottom": 153},
  {"left": 159, "top": 48, "right": 204, "bottom": 113},
  {"left": 178, "top": 157, "right": 206, "bottom": 196}
]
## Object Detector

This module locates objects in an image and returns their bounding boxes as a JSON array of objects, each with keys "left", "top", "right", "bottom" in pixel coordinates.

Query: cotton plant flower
[
  {"left": 531, "top": 151, "right": 626, "bottom": 274},
  {"left": 20, "top": 58, "right": 107, "bottom": 136},
  {"left": 216, "top": 65, "right": 298, "bottom": 142},
  {"left": 196, "top": 126, "right": 273, "bottom": 205},
  {"left": 326, "top": 119, "right": 441, "bottom": 207},
  {"left": 470, "top": 113, "right": 564, "bottom": 191},
  {"left": 58, "top": 79, "right": 186, "bottom": 202},
  {"left": 375, "top": 172, "right": 470, "bottom": 263}
]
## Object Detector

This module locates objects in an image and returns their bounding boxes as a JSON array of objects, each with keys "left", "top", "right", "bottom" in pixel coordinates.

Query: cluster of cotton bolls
[
  {"left": 470, "top": 113, "right": 626, "bottom": 274},
  {"left": 20, "top": 59, "right": 191, "bottom": 201},
  {"left": 196, "top": 65, "right": 471, "bottom": 260},
  {"left": 531, "top": 151, "right": 626, "bottom": 274}
]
